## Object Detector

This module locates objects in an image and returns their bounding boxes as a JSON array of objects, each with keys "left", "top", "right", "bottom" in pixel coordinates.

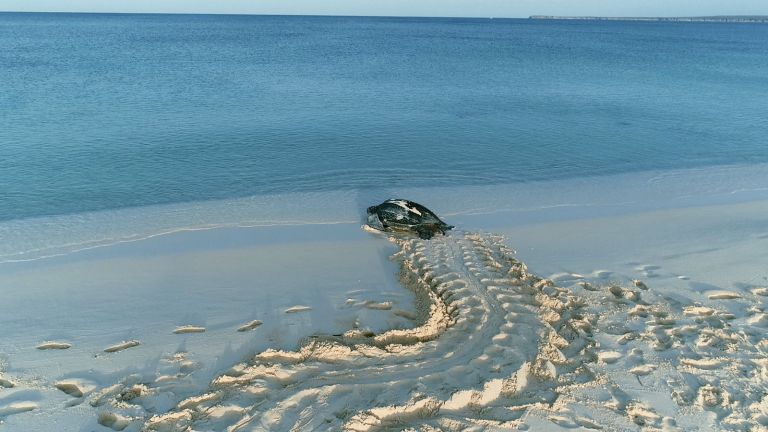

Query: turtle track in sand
[
  {"left": 86, "top": 231, "right": 768, "bottom": 431},
  {"left": 100, "top": 231, "right": 594, "bottom": 431}
]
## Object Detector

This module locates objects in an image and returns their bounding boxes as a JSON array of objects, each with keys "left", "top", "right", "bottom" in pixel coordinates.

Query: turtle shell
[{"left": 366, "top": 199, "right": 453, "bottom": 239}]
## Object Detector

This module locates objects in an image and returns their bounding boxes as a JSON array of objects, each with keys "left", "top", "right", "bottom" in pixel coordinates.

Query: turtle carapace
[{"left": 366, "top": 199, "right": 454, "bottom": 239}]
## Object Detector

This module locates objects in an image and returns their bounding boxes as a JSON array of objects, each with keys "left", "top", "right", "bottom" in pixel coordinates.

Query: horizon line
[
  {"left": 2, "top": 11, "right": 767, "bottom": 20},
  {"left": 1, "top": 10, "right": 527, "bottom": 19}
]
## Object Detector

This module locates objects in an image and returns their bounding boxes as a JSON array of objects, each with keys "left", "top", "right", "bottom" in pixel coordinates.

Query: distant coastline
[{"left": 530, "top": 15, "right": 768, "bottom": 23}]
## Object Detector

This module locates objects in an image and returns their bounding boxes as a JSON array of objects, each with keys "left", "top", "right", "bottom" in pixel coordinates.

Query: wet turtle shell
[{"left": 366, "top": 199, "right": 454, "bottom": 239}]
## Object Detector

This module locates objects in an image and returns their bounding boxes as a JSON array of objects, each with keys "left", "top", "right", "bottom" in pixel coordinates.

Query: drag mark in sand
[
  {"left": 0, "top": 402, "right": 37, "bottom": 416},
  {"left": 236, "top": 320, "right": 263, "bottom": 332},
  {"left": 172, "top": 326, "right": 206, "bottom": 334},
  {"left": 363, "top": 300, "right": 393, "bottom": 310},
  {"left": 97, "top": 411, "right": 132, "bottom": 431},
  {"left": 82, "top": 231, "right": 768, "bottom": 431},
  {"left": 0, "top": 376, "right": 15, "bottom": 388},
  {"left": 284, "top": 305, "right": 312, "bottom": 313},
  {"left": 126, "top": 232, "right": 598, "bottom": 431},
  {"left": 35, "top": 341, "right": 71, "bottom": 350},
  {"left": 706, "top": 291, "right": 742, "bottom": 300},
  {"left": 104, "top": 340, "right": 141, "bottom": 353},
  {"left": 55, "top": 381, "right": 85, "bottom": 398}
]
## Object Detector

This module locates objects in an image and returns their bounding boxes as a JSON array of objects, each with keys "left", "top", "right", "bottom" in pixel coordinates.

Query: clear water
[{"left": 2, "top": 13, "right": 768, "bottom": 222}]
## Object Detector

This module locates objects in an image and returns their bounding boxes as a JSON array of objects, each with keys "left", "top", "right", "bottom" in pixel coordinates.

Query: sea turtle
[{"left": 366, "top": 199, "right": 454, "bottom": 239}]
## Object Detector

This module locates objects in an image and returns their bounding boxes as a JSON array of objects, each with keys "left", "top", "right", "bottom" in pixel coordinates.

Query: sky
[{"left": 0, "top": 0, "right": 766, "bottom": 18}]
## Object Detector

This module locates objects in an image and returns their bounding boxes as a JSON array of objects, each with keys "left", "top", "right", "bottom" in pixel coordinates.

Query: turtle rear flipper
[
  {"left": 415, "top": 224, "right": 447, "bottom": 240},
  {"left": 415, "top": 226, "right": 435, "bottom": 239}
]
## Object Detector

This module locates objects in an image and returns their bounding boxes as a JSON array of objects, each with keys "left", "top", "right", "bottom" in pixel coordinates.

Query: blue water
[{"left": 2, "top": 13, "right": 768, "bottom": 222}]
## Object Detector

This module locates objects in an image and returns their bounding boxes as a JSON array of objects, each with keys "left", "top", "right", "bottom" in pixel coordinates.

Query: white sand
[
  {"left": 1, "top": 164, "right": 768, "bottom": 430},
  {"left": 35, "top": 341, "right": 72, "bottom": 350},
  {"left": 236, "top": 320, "right": 263, "bottom": 332},
  {"left": 104, "top": 340, "right": 141, "bottom": 353},
  {"left": 172, "top": 326, "right": 207, "bottom": 334}
]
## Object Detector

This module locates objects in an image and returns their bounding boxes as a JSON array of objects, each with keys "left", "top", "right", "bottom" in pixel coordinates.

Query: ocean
[{"left": 2, "top": 12, "right": 768, "bottom": 223}]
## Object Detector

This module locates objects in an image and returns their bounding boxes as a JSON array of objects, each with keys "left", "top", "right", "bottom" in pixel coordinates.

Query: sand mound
[
  {"left": 104, "top": 340, "right": 141, "bottom": 353},
  {"left": 172, "top": 326, "right": 206, "bottom": 334}
]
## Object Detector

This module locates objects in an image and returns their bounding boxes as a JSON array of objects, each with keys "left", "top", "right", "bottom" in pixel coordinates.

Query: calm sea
[{"left": 2, "top": 13, "right": 767, "bottom": 222}]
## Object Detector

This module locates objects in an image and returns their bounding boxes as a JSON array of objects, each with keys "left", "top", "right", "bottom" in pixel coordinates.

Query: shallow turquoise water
[{"left": 2, "top": 13, "right": 768, "bottom": 221}]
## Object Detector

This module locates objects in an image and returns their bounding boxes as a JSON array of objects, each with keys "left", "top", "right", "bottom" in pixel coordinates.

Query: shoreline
[{"left": 3, "top": 162, "right": 768, "bottom": 264}]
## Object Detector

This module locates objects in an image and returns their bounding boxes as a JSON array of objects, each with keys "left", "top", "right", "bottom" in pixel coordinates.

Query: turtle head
[{"left": 366, "top": 205, "right": 378, "bottom": 215}]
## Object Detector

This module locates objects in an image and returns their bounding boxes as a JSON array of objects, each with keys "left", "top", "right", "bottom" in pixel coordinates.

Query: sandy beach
[
  {"left": 3, "top": 9, "right": 768, "bottom": 431},
  {"left": 1, "top": 164, "right": 768, "bottom": 430}
]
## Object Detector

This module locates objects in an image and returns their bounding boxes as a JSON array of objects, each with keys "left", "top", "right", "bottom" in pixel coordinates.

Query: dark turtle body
[{"left": 366, "top": 199, "right": 454, "bottom": 239}]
